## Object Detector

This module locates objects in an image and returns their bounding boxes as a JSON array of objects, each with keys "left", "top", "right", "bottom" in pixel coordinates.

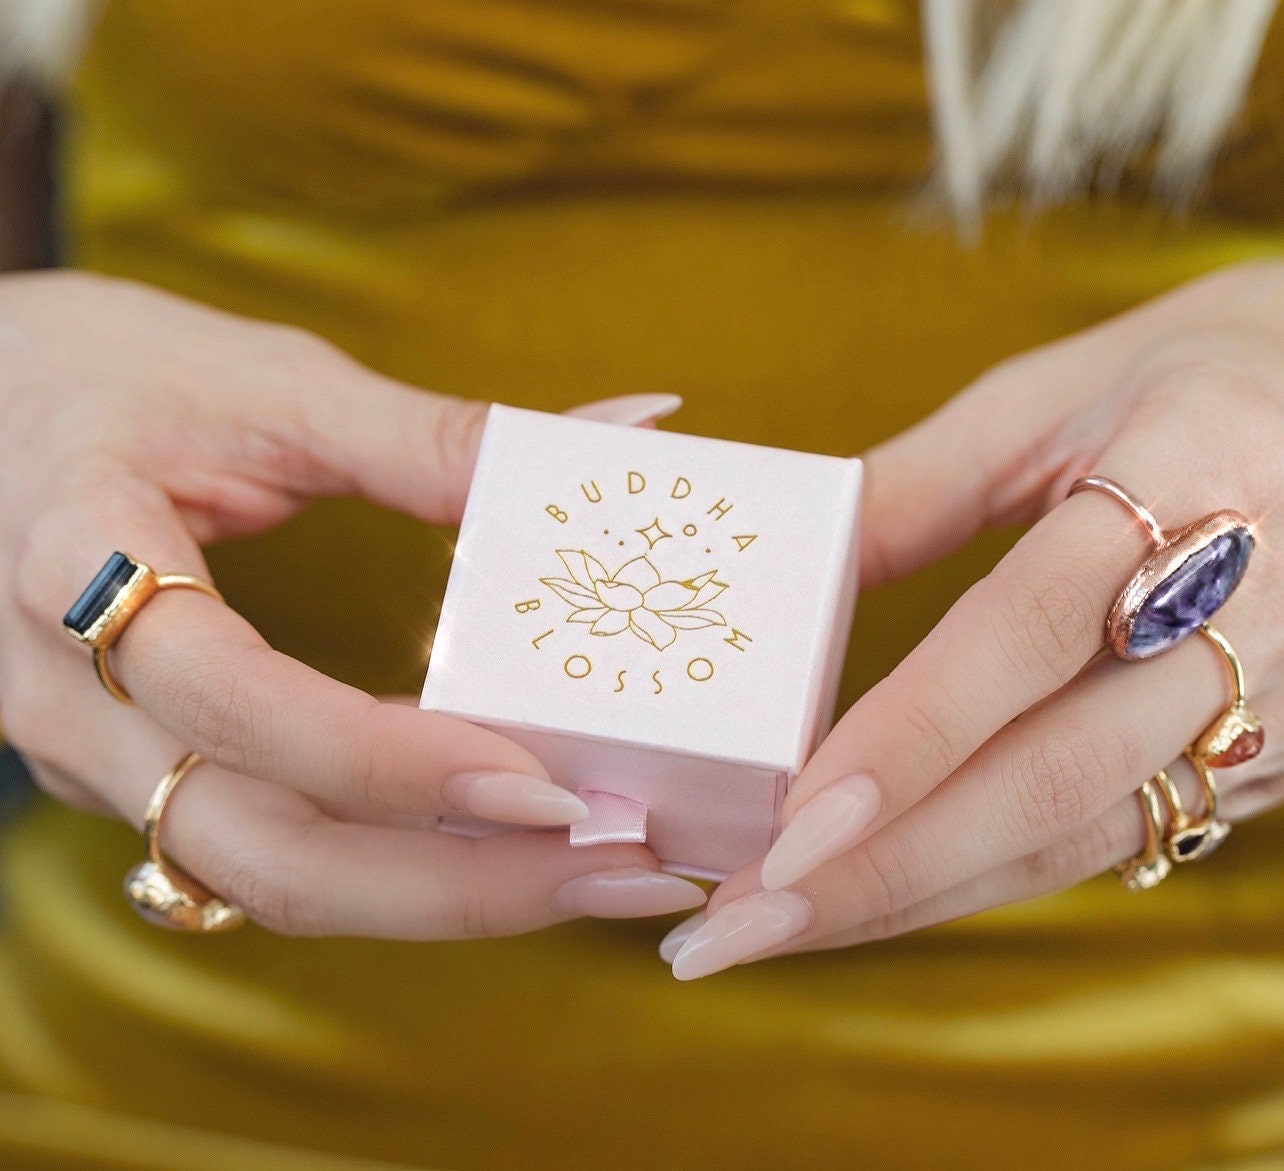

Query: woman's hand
[
  {"left": 666, "top": 260, "right": 1284, "bottom": 978},
  {"left": 0, "top": 270, "right": 707, "bottom": 937}
]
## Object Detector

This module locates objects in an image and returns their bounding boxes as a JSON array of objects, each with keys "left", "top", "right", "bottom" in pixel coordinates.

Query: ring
[
  {"left": 1150, "top": 754, "right": 1230, "bottom": 863},
  {"left": 124, "top": 751, "right": 245, "bottom": 933},
  {"left": 62, "top": 551, "right": 223, "bottom": 703},
  {"left": 1115, "top": 777, "right": 1172, "bottom": 891},
  {"left": 1193, "top": 624, "right": 1265, "bottom": 768},
  {"left": 1068, "top": 476, "right": 1253, "bottom": 660}
]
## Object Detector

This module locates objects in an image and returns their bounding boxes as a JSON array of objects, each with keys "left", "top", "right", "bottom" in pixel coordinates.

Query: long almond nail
[
  {"left": 552, "top": 868, "right": 708, "bottom": 919},
  {"left": 566, "top": 393, "right": 683, "bottom": 426},
  {"left": 658, "top": 911, "right": 706, "bottom": 964},
  {"left": 444, "top": 771, "right": 589, "bottom": 826},
  {"left": 760, "top": 774, "right": 881, "bottom": 891},
  {"left": 671, "top": 891, "right": 811, "bottom": 980}
]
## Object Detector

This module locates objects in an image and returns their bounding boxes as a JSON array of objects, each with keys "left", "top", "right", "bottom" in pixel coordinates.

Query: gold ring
[
  {"left": 1114, "top": 777, "right": 1172, "bottom": 891},
  {"left": 1192, "top": 624, "right": 1265, "bottom": 768},
  {"left": 123, "top": 751, "right": 245, "bottom": 933},
  {"left": 1150, "top": 754, "right": 1230, "bottom": 864},
  {"left": 62, "top": 552, "right": 223, "bottom": 703},
  {"left": 1067, "top": 476, "right": 1253, "bottom": 661}
]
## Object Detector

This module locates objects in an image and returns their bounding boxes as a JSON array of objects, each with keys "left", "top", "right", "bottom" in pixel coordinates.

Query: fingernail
[
  {"left": 658, "top": 911, "right": 706, "bottom": 963},
  {"left": 760, "top": 773, "right": 881, "bottom": 891},
  {"left": 552, "top": 868, "right": 708, "bottom": 919},
  {"left": 567, "top": 393, "right": 683, "bottom": 426},
  {"left": 444, "top": 771, "right": 589, "bottom": 826},
  {"left": 671, "top": 891, "right": 812, "bottom": 981}
]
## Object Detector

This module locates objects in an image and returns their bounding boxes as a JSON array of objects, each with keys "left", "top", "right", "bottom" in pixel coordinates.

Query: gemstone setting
[
  {"left": 1195, "top": 702, "right": 1265, "bottom": 768},
  {"left": 1109, "top": 512, "right": 1254, "bottom": 660},
  {"left": 1167, "top": 818, "right": 1230, "bottom": 864},
  {"left": 63, "top": 551, "right": 141, "bottom": 640}
]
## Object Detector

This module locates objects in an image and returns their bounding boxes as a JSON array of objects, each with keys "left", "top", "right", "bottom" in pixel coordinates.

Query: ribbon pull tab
[{"left": 569, "top": 791, "right": 648, "bottom": 847}]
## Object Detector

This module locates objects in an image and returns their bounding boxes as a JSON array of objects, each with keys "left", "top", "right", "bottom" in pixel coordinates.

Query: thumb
[
  {"left": 857, "top": 338, "right": 1113, "bottom": 589},
  {"left": 295, "top": 361, "right": 683, "bottom": 526}
]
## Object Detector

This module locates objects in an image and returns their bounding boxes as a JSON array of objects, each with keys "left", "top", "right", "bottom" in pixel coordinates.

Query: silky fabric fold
[{"left": 2, "top": 2, "right": 1283, "bottom": 1168}]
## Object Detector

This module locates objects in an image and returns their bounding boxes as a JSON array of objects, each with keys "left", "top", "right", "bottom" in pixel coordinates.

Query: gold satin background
[{"left": 2, "top": 2, "right": 1283, "bottom": 1167}]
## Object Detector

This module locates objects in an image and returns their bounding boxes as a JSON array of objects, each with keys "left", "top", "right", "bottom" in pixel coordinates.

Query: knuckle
[
  {"left": 895, "top": 680, "right": 974, "bottom": 781},
  {"left": 1021, "top": 814, "right": 1116, "bottom": 889},
  {"left": 221, "top": 851, "right": 315, "bottom": 936},
  {"left": 330, "top": 699, "right": 394, "bottom": 811},
  {"left": 990, "top": 568, "right": 1098, "bottom": 686},
  {"left": 1000, "top": 727, "right": 1110, "bottom": 844},
  {"left": 427, "top": 398, "right": 488, "bottom": 510},
  {"left": 174, "top": 653, "right": 268, "bottom": 774},
  {"left": 854, "top": 841, "right": 918, "bottom": 921},
  {"left": 456, "top": 887, "right": 497, "bottom": 940}
]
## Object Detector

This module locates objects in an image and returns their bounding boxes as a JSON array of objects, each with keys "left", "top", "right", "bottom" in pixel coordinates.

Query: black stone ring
[
  {"left": 1068, "top": 476, "right": 1254, "bottom": 660},
  {"left": 62, "top": 551, "right": 224, "bottom": 703}
]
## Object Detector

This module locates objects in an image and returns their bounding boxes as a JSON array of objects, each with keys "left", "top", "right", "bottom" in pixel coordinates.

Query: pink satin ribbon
[{"left": 569, "top": 791, "right": 648, "bottom": 847}]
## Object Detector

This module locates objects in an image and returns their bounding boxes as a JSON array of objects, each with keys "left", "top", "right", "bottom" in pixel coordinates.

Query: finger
[
  {"left": 674, "top": 624, "right": 1270, "bottom": 978},
  {"left": 857, "top": 331, "right": 1117, "bottom": 589},
  {"left": 160, "top": 761, "right": 707, "bottom": 938},
  {"left": 24, "top": 490, "right": 588, "bottom": 826},
  {"left": 276, "top": 348, "right": 684, "bottom": 527},
  {"left": 3, "top": 645, "right": 709, "bottom": 938},
  {"left": 773, "top": 750, "right": 1282, "bottom": 957},
  {"left": 770, "top": 789, "right": 1172, "bottom": 956},
  {"left": 761, "top": 417, "right": 1273, "bottom": 894}
]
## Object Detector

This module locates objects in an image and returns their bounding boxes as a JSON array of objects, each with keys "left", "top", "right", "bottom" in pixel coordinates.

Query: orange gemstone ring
[{"left": 1193, "top": 624, "right": 1265, "bottom": 768}]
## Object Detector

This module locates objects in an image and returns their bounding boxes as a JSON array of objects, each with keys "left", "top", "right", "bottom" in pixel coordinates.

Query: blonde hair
[
  {"left": 923, "top": 0, "right": 1279, "bottom": 234},
  {"left": 0, "top": 0, "right": 97, "bottom": 86},
  {"left": 1, "top": 0, "right": 1278, "bottom": 228}
]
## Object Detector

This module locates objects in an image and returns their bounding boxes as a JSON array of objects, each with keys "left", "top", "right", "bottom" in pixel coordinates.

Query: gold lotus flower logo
[{"left": 540, "top": 549, "right": 728, "bottom": 651}]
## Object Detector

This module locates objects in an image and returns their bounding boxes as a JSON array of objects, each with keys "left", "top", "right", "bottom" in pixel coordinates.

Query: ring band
[
  {"left": 1067, "top": 476, "right": 1253, "bottom": 661},
  {"left": 63, "top": 552, "right": 223, "bottom": 703},
  {"left": 1115, "top": 777, "right": 1172, "bottom": 891},
  {"left": 1193, "top": 624, "right": 1265, "bottom": 768},
  {"left": 1151, "top": 754, "right": 1230, "bottom": 863},
  {"left": 123, "top": 751, "right": 245, "bottom": 933}
]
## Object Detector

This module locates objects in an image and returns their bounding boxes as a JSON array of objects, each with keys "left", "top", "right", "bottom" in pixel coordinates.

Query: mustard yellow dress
[{"left": 2, "top": 3, "right": 1283, "bottom": 1168}]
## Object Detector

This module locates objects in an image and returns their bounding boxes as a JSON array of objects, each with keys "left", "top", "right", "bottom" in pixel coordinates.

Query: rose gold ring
[{"left": 1068, "top": 476, "right": 1253, "bottom": 661}]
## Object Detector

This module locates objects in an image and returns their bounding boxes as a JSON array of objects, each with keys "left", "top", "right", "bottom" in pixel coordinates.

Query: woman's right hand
[{"left": 0, "top": 270, "right": 707, "bottom": 936}]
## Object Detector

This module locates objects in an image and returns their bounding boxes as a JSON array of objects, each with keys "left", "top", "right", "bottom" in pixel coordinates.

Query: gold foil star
[{"left": 635, "top": 517, "right": 672, "bottom": 549}]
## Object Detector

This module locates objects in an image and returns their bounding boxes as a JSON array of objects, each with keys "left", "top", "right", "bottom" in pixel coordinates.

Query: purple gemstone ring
[{"left": 1068, "top": 476, "right": 1254, "bottom": 661}]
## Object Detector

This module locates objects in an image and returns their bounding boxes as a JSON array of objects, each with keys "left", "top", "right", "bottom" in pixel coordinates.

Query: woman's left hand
[{"left": 667, "top": 260, "right": 1284, "bottom": 979}]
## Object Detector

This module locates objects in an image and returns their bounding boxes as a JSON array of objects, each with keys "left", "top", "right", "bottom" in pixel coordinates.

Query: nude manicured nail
[
  {"left": 552, "top": 868, "right": 708, "bottom": 919},
  {"left": 567, "top": 393, "right": 683, "bottom": 426},
  {"left": 759, "top": 774, "right": 882, "bottom": 891},
  {"left": 444, "top": 771, "right": 589, "bottom": 826},
  {"left": 658, "top": 911, "right": 706, "bottom": 964},
  {"left": 670, "top": 891, "right": 812, "bottom": 981}
]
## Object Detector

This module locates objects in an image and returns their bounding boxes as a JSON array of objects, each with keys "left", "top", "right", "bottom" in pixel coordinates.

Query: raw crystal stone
[
  {"left": 1126, "top": 529, "right": 1253, "bottom": 659},
  {"left": 1206, "top": 724, "right": 1265, "bottom": 769},
  {"left": 63, "top": 551, "right": 137, "bottom": 637}
]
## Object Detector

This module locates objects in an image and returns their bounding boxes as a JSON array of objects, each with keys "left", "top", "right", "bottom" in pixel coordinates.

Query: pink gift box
[{"left": 421, "top": 405, "right": 862, "bottom": 880}]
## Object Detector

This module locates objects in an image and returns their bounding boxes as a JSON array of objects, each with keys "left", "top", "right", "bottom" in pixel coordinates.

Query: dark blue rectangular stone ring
[{"left": 62, "top": 551, "right": 156, "bottom": 648}]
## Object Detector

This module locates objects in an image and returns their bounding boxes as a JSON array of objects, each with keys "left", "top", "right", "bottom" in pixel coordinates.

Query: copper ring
[{"left": 1068, "top": 476, "right": 1253, "bottom": 661}]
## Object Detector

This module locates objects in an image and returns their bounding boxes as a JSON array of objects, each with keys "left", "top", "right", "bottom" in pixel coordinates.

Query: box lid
[{"left": 422, "top": 405, "right": 862, "bottom": 773}]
